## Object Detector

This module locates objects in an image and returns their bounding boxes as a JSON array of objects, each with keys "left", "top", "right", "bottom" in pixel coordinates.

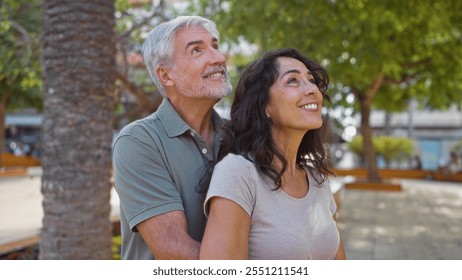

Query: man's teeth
[
  {"left": 206, "top": 72, "right": 222, "bottom": 78},
  {"left": 301, "top": 104, "right": 318, "bottom": 109}
]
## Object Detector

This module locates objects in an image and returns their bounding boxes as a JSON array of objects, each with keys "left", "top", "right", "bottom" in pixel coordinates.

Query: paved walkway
[
  {"left": 0, "top": 167, "right": 119, "bottom": 253},
  {"left": 1, "top": 168, "right": 462, "bottom": 259},
  {"left": 336, "top": 178, "right": 462, "bottom": 260}
]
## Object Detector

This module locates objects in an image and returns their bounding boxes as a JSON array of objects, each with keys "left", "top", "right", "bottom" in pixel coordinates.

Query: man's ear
[{"left": 156, "top": 66, "right": 174, "bottom": 87}]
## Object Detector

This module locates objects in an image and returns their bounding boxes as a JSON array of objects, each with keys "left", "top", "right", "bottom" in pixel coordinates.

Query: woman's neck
[{"left": 271, "top": 128, "right": 305, "bottom": 175}]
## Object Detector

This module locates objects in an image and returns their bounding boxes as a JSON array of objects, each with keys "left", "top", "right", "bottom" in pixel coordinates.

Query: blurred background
[
  {"left": 0, "top": 0, "right": 461, "bottom": 260},
  {"left": 3, "top": 0, "right": 462, "bottom": 172}
]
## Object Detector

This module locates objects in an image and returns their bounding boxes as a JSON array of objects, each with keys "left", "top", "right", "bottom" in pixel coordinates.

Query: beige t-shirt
[{"left": 204, "top": 154, "right": 339, "bottom": 260}]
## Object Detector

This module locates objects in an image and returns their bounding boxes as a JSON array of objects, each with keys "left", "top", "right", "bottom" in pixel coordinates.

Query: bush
[
  {"left": 347, "top": 135, "right": 414, "bottom": 168},
  {"left": 451, "top": 140, "right": 462, "bottom": 156},
  {"left": 348, "top": 136, "right": 365, "bottom": 160},
  {"left": 112, "top": 235, "right": 121, "bottom": 260}
]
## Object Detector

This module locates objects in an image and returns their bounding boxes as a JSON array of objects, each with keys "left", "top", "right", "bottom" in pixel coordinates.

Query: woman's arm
[
  {"left": 200, "top": 197, "right": 251, "bottom": 259},
  {"left": 335, "top": 237, "right": 347, "bottom": 260}
]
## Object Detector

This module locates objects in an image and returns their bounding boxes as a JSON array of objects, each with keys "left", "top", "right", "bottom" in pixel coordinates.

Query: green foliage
[
  {"left": 115, "top": 0, "right": 131, "bottom": 12},
  {"left": 374, "top": 136, "right": 413, "bottom": 167},
  {"left": 451, "top": 140, "right": 462, "bottom": 156},
  {"left": 0, "top": 0, "right": 43, "bottom": 110},
  {"left": 348, "top": 135, "right": 413, "bottom": 167},
  {"left": 192, "top": 0, "right": 462, "bottom": 112},
  {"left": 112, "top": 235, "right": 121, "bottom": 260},
  {"left": 347, "top": 135, "right": 365, "bottom": 160}
]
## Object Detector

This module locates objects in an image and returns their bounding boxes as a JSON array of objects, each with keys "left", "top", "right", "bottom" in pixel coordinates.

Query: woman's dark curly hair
[{"left": 218, "top": 48, "right": 333, "bottom": 189}]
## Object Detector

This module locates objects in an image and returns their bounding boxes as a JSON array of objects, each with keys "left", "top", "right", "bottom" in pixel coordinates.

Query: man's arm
[{"left": 137, "top": 210, "right": 200, "bottom": 260}]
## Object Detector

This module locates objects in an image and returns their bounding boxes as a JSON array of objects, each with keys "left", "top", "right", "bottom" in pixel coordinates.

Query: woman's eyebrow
[
  {"left": 280, "top": 69, "right": 300, "bottom": 80},
  {"left": 280, "top": 69, "right": 312, "bottom": 80}
]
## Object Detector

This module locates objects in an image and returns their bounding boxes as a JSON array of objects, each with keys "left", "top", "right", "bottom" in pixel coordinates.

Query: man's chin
[{"left": 204, "top": 85, "right": 232, "bottom": 99}]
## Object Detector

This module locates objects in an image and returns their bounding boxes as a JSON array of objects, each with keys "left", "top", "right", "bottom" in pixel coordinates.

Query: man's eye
[{"left": 192, "top": 48, "right": 201, "bottom": 54}]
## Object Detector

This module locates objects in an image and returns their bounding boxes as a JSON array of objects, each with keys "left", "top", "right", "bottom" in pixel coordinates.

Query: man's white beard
[{"left": 175, "top": 74, "right": 233, "bottom": 99}]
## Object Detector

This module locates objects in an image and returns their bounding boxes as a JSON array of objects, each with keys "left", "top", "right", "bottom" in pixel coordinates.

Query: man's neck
[{"left": 169, "top": 96, "right": 218, "bottom": 147}]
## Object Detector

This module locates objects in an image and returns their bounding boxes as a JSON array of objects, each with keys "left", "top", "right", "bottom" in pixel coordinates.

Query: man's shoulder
[{"left": 114, "top": 113, "right": 162, "bottom": 143}]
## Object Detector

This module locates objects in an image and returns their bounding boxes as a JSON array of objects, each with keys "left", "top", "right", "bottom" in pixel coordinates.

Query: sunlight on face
[{"left": 169, "top": 26, "right": 232, "bottom": 99}]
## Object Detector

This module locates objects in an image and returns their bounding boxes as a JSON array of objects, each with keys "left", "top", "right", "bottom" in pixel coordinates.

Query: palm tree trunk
[{"left": 40, "top": 0, "right": 116, "bottom": 259}]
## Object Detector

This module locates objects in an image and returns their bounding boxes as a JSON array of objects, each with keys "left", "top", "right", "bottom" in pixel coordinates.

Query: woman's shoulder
[
  {"left": 218, "top": 153, "right": 255, "bottom": 167},
  {"left": 214, "top": 153, "right": 258, "bottom": 177},
  {"left": 304, "top": 166, "right": 329, "bottom": 188}
]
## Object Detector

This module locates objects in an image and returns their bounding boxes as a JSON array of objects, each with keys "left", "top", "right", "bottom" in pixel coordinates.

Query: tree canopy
[
  {"left": 194, "top": 0, "right": 462, "bottom": 180},
  {"left": 0, "top": 0, "right": 42, "bottom": 160},
  {"left": 198, "top": 0, "right": 462, "bottom": 111},
  {"left": 0, "top": 0, "right": 43, "bottom": 110}
]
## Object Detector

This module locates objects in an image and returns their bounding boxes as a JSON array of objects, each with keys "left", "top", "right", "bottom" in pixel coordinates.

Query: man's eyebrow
[
  {"left": 185, "top": 37, "right": 218, "bottom": 52},
  {"left": 185, "top": 40, "right": 203, "bottom": 51}
]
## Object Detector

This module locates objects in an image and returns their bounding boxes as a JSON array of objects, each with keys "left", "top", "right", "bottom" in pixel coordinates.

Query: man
[{"left": 112, "top": 16, "right": 232, "bottom": 260}]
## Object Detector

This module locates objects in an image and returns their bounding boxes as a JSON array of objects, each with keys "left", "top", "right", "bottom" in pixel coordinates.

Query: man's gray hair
[{"left": 142, "top": 16, "right": 220, "bottom": 97}]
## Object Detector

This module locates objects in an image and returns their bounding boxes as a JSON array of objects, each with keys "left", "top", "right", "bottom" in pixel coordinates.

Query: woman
[{"left": 200, "top": 48, "right": 346, "bottom": 260}]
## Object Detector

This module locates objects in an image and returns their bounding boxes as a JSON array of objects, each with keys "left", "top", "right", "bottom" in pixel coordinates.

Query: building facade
[{"left": 367, "top": 104, "right": 462, "bottom": 170}]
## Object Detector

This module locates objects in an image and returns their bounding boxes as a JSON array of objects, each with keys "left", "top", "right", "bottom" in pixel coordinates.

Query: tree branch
[
  {"left": 383, "top": 72, "right": 421, "bottom": 86},
  {"left": 401, "top": 57, "right": 432, "bottom": 69},
  {"left": 365, "top": 71, "right": 385, "bottom": 104},
  {"left": 11, "top": 21, "right": 32, "bottom": 64},
  {"left": 120, "top": 0, "right": 168, "bottom": 39},
  {"left": 115, "top": 71, "right": 162, "bottom": 113}
]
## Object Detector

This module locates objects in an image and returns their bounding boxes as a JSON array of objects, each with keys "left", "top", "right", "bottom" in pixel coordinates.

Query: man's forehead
[{"left": 175, "top": 26, "right": 217, "bottom": 44}]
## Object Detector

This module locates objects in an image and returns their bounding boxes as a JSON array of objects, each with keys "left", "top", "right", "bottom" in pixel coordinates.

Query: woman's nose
[{"left": 303, "top": 81, "right": 319, "bottom": 95}]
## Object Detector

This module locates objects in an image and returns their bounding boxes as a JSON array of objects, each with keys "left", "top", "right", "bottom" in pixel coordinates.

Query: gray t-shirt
[
  {"left": 205, "top": 154, "right": 339, "bottom": 260},
  {"left": 113, "top": 99, "right": 224, "bottom": 259}
]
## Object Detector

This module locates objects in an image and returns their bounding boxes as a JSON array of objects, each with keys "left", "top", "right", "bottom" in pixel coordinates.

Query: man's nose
[{"left": 208, "top": 48, "right": 226, "bottom": 65}]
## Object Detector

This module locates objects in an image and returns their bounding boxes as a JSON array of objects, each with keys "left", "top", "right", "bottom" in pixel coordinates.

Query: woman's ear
[
  {"left": 156, "top": 66, "right": 174, "bottom": 87},
  {"left": 265, "top": 107, "right": 271, "bottom": 119}
]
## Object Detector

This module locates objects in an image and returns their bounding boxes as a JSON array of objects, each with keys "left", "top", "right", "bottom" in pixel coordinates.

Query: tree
[
  {"left": 40, "top": 0, "right": 116, "bottom": 259},
  {"left": 348, "top": 135, "right": 413, "bottom": 168},
  {"left": 194, "top": 0, "right": 462, "bottom": 181},
  {"left": 451, "top": 140, "right": 462, "bottom": 157},
  {"left": 0, "top": 0, "right": 42, "bottom": 164},
  {"left": 112, "top": 0, "right": 169, "bottom": 128}
]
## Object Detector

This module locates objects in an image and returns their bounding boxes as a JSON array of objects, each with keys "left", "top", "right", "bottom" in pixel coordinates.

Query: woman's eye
[{"left": 288, "top": 78, "right": 298, "bottom": 84}]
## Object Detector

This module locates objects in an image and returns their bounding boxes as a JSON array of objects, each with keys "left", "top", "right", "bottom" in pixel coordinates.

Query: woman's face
[{"left": 265, "top": 56, "right": 324, "bottom": 135}]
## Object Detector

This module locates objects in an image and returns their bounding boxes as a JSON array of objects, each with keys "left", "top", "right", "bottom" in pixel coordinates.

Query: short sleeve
[
  {"left": 204, "top": 154, "right": 257, "bottom": 218},
  {"left": 324, "top": 180, "right": 338, "bottom": 215},
  {"left": 112, "top": 127, "right": 183, "bottom": 232},
  {"left": 309, "top": 169, "right": 337, "bottom": 216}
]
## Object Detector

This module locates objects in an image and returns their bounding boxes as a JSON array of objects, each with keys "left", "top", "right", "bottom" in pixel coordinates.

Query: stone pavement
[
  {"left": 335, "top": 178, "right": 462, "bottom": 260},
  {"left": 0, "top": 167, "right": 120, "bottom": 254},
  {"left": 1, "top": 168, "right": 462, "bottom": 259}
]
